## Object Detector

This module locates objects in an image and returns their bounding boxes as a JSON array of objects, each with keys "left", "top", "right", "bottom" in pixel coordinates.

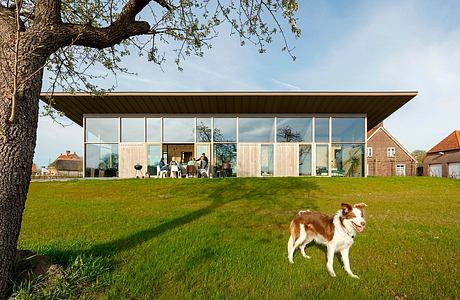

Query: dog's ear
[
  {"left": 354, "top": 203, "right": 367, "bottom": 209},
  {"left": 354, "top": 203, "right": 368, "bottom": 216},
  {"left": 341, "top": 203, "right": 352, "bottom": 214}
]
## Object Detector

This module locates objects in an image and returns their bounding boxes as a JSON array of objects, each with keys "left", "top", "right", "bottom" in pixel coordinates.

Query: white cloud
[{"left": 287, "top": 1, "right": 460, "bottom": 151}]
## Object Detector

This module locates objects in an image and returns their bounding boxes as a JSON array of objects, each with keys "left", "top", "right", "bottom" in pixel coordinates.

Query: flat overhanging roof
[{"left": 39, "top": 91, "right": 417, "bottom": 128}]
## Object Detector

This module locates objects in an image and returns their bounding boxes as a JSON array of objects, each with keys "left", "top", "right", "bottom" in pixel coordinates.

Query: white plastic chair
[{"left": 157, "top": 165, "right": 167, "bottom": 178}]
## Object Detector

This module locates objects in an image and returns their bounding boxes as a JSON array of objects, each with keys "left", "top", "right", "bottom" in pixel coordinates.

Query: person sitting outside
[
  {"left": 196, "top": 154, "right": 208, "bottom": 178},
  {"left": 158, "top": 158, "right": 168, "bottom": 178},
  {"left": 186, "top": 157, "right": 196, "bottom": 177},
  {"left": 170, "top": 157, "right": 180, "bottom": 178}
]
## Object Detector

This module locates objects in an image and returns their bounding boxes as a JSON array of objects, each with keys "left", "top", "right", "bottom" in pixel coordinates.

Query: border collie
[{"left": 287, "top": 203, "right": 367, "bottom": 279}]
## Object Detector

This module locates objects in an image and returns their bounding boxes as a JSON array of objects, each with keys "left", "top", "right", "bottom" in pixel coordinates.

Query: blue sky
[{"left": 35, "top": 0, "right": 460, "bottom": 166}]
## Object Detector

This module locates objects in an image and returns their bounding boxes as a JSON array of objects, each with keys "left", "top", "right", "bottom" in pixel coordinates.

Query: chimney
[{"left": 66, "top": 150, "right": 71, "bottom": 156}]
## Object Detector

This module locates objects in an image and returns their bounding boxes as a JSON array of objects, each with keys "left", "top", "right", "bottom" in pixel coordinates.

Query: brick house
[
  {"left": 366, "top": 122, "right": 416, "bottom": 176},
  {"left": 423, "top": 130, "right": 460, "bottom": 178}
]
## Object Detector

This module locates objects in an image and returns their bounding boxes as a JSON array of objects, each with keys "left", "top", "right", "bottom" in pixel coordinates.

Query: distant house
[
  {"left": 48, "top": 151, "right": 83, "bottom": 177},
  {"left": 366, "top": 122, "right": 416, "bottom": 176},
  {"left": 424, "top": 130, "right": 460, "bottom": 179},
  {"left": 31, "top": 163, "right": 38, "bottom": 175}
]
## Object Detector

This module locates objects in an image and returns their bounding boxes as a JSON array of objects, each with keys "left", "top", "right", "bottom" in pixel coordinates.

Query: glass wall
[
  {"left": 85, "top": 144, "right": 118, "bottom": 177},
  {"left": 214, "top": 118, "right": 237, "bottom": 142},
  {"left": 214, "top": 143, "right": 237, "bottom": 177},
  {"left": 121, "top": 118, "right": 144, "bottom": 142},
  {"left": 239, "top": 118, "right": 275, "bottom": 142},
  {"left": 315, "top": 118, "right": 329, "bottom": 142},
  {"left": 299, "top": 145, "right": 312, "bottom": 176},
  {"left": 163, "top": 118, "right": 194, "bottom": 142},
  {"left": 147, "top": 145, "right": 162, "bottom": 176},
  {"left": 332, "top": 118, "right": 365, "bottom": 142},
  {"left": 261, "top": 144, "right": 274, "bottom": 176},
  {"left": 277, "top": 118, "right": 312, "bottom": 142},
  {"left": 86, "top": 118, "right": 119, "bottom": 142},
  {"left": 316, "top": 144, "right": 329, "bottom": 176},
  {"left": 147, "top": 118, "right": 161, "bottom": 142},
  {"left": 331, "top": 144, "right": 364, "bottom": 177},
  {"left": 197, "top": 118, "right": 212, "bottom": 142},
  {"left": 85, "top": 115, "right": 366, "bottom": 178},
  {"left": 196, "top": 144, "right": 211, "bottom": 161}
]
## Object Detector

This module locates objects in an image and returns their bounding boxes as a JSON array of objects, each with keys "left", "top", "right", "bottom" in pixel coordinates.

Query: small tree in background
[
  {"left": 412, "top": 149, "right": 427, "bottom": 167},
  {"left": 0, "top": 0, "right": 301, "bottom": 297}
]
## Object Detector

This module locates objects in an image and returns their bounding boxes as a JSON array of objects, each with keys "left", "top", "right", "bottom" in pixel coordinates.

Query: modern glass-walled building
[{"left": 41, "top": 92, "right": 417, "bottom": 178}]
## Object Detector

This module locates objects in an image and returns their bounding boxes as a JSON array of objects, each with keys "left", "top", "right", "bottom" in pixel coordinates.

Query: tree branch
[{"left": 61, "top": 21, "right": 152, "bottom": 49}]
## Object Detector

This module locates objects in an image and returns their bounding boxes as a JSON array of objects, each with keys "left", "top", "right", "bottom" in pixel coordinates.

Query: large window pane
[
  {"left": 147, "top": 118, "right": 161, "bottom": 142},
  {"left": 277, "top": 118, "right": 312, "bottom": 142},
  {"left": 121, "top": 118, "right": 144, "bottom": 142},
  {"left": 214, "top": 143, "right": 237, "bottom": 177},
  {"left": 239, "top": 118, "right": 274, "bottom": 142},
  {"left": 196, "top": 118, "right": 212, "bottom": 142},
  {"left": 316, "top": 144, "right": 329, "bottom": 176},
  {"left": 86, "top": 118, "right": 119, "bottom": 143},
  {"left": 147, "top": 145, "right": 162, "bottom": 176},
  {"left": 332, "top": 118, "right": 365, "bottom": 142},
  {"left": 315, "top": 118, "right": 329, "bottom": 142},
  {"left": 332, "top": 144, "right": 364, "bottom": 177},
  {"left": 163, "top": 118, "right": 195, "bottom": 142},
  {"left": 85, "top": 144, "right": 118, "bottom": 177},
  {"left": 196, "top": 144, "right": 211, "bottom": 161},
  {"left": 261, "top": 144, "right": 274, "bottom": 176},
  {"left": 299, "top": 145, "right": 312, "bottom": 176},
  {"left": 214, "top": 118, "right": 236, "bottom": 142}
]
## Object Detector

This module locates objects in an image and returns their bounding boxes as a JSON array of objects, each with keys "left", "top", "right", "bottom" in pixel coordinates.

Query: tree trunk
[{"left": 0, "top": 54, "right": 44, "bottom": 299}]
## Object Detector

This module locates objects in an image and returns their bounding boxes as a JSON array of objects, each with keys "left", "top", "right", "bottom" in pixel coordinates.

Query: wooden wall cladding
[
  {"left": 237, "top": 144, "right": 260, "bottom": 177},
  {"left": 275, "top": 144, "right": 298, "bottom": 176},
  {"left": 119, "top": 143, "right": 147, "bottom": 178}
]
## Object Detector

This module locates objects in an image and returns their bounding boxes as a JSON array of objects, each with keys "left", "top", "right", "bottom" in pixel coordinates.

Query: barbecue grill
[{"left": 134, "top": 163, "right": 143, "bottom": 178}]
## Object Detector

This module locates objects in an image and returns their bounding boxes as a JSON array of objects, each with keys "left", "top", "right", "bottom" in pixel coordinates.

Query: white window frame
[
  {"left": 366, "top": 147, "right": 373, "bottom": 157},
  {"left": 387, "top": 147, "right": 396, "bottom": 158},
  {"left": 396, "top": 164, "right": 405, "bottom": 176}
]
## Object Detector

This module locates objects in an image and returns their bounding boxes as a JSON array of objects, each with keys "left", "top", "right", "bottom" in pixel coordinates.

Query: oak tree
[{"left": 0, "top": 0, "right": 300, "bottom": 297}]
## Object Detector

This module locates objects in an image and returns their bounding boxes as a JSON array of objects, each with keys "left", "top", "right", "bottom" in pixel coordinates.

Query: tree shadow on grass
[{"left": 46, "top": 178, "right": 320, "bottom": 269}]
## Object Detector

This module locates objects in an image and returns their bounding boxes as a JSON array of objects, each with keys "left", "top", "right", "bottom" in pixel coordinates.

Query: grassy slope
[{"left": 20, "top": 177, "right": 460, "bottom": 299}]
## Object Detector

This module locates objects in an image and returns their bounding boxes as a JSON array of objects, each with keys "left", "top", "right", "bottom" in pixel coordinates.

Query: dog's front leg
[
  {"left": 326, "top": 245, "right": 336, "bottom": 277},
  {"left": 340, "top": 247, "right": 359, "bottom": 279}
]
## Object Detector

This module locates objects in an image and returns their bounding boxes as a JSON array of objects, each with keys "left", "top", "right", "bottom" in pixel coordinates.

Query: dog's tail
[
  {"left": 289, "top": 220, "right": 299, "bottom": 246},
  {"left": 288, "top": 220, "right": 298, "bottom": 263}
]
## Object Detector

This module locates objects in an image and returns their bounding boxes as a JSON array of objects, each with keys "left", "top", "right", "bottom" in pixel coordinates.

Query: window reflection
[
  {"left": 163, "top": 118, "right": 195, "bottom": 142},
  {"left": 85, "top": 144, "right": 118, "bottom": 177},
  {"left": 315, "top": 118, "right": 329, "bottom": 142},
  {"left": 86, "top": 118, "right": 119, "bottom": 143},
  {"left": 261, "top": 144, "right": 274, "bottom": 176},
  {"left": 121, "top": 118, "right": 144, "bottom": 142},
  {"left": 147, "top": 118, "right": 161, "bottom": 142},
  {"left": 332, "top": 118, "right": 365, "bottom": 142},
  {"left": 196, "top": 118, "right": 212, "bottom": 142},
  {"left": 147, "top": 145, "right": 162, "bottom": 176},
  {"left": 239, "top": 118, "right": 274, "bottom": 142},
  {"left": 277, "top": 118, "right": 312, "bottom": 142},
  {"left": 316, "top": 144, "right": 329, "bottom": 176},
  {"left": 213, "top": 118, "right": 237, "bottom": 142},
  {"left": 331, "top": 144, "right": 364, "bottom": 177},
  {"left": 299, "top": 145, "right": 312, "bottom": 176},
  {"left": 214, "top": 143, "right": 237, "bottom": 177}
]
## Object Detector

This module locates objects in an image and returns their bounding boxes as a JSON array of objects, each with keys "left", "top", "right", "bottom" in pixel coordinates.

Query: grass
[{"left": 17, "top": 177, "right": 460, "bottom": 299}]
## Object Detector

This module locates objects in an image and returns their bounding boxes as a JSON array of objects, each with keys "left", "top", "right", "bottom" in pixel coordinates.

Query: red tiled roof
[
  {"left": 55, "top": 151, "right": 82, "bottom": 161},
  {"left": 427, "top": 130, "right": 460, "bottom": 153}
]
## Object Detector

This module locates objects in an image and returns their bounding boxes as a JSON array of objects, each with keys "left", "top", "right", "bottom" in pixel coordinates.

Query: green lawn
[{"left": 18, "top": 177, "right": 460, "bottom": 299}]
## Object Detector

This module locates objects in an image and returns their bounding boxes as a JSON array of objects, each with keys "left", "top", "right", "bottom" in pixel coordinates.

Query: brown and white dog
[{"left": 287, "top": 203, "right": 367, "bottom": 279}]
